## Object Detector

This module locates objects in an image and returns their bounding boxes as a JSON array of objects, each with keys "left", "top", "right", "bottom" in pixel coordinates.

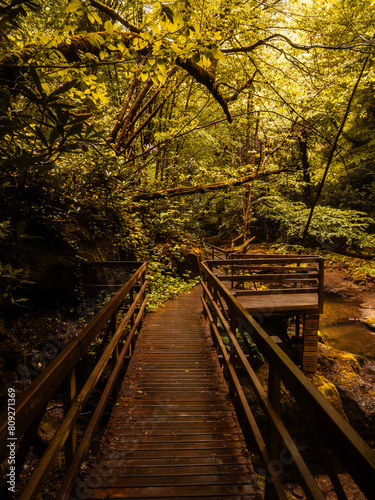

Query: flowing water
[{"left": 319, "top": 293, "right": 375, "bottom": 360}]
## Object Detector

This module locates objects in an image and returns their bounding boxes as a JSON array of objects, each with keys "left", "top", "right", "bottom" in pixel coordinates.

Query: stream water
[{"left": 319, "top": 293, "right": 375, "bottom": 360}]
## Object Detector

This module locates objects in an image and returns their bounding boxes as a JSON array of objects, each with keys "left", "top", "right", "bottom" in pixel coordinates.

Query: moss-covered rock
[
  {"left": 307, "top": 373, "right": 347, "bottom": 418},
  {"left": 317, "top": 343, "right": 375, "bottom": 440},
  {"left": 360, "top": 310, "right": 375, "bottom": 330}
]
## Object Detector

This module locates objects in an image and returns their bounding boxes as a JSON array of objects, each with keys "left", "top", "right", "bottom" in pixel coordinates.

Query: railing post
[
  {"left": 265, "top": 365, "right": 281, "bottom": 500},
  {"left": 228, "top": 307, "right": 238, "bottom": 398},
  {"left": 318, "top": 258, "right": 324, "bottom": 313},
  {"left": 302, "top": 313, "right": 319, "bottom": 372},
  {"left": 295, "top": 314, "right": 300, "bottom": 338},
  {"left": 109, "top": 309, "right": 121, "bottom": 395},
  {"left": 109, "top": 309, "right": 118, "bottom": 335},
  {"left": 212, "top": 284, "right": 219, "bottom": 331},
  {"left": 202, "top": 275, "right": 209, "bottom": 322},
  {"left": 129, "top": 287, "right": 135, "bottom": 328},
  {"left": 63, "top": 367, "right": 77, "bottom": 467},
  {"left": 131, "top": 286, "right": 137, "bottom": 354}
]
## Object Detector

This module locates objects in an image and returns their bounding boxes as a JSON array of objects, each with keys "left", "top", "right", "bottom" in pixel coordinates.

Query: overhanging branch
[
  {"left": 133, "top": 169, "right": 288, "bottom": 201},
  {"left": 0, "top": 34, "right": 232, "bottom": 122},
  {"left": 221, "top": 34, "right": 371, "bottom": 54}
]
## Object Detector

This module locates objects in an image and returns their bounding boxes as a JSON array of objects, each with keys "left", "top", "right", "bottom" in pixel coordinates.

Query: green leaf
[
  {"left": 49, "top": 126, "right": 63, "bottom": 144},
  {"left": 34, "top": 127, "right": 49, "bottom": 147},
  {"left": 18, "top": 83, "right": 41, "bottom": 104},
  {"left": 34, "top": 163, "right": 55, "bottom": 174},
  {"left": 46, "top": 79, "right": 78, "bottom": 102},
  {"left": 70, "top": 114, "right": 91, "bottom": 125},
  {"left": 212, "top": 47, "right": 225, "bottom": 61},
  {"left": 29, "top": 66, "right": 44, "bottom": 96},
  {"left": 66, "top": 0, "right": 83, "bottom": 14},
  {"left": 133, "top": 36, "right": 149, "bottom": 50},
  {"left": 92, "top": 11, "right": 102, "bottom": 24},
  {"left": 87, "top": 11, "right": 101, "bottom": 24},
  {"left": 156, "top": 59, "right": 167, "bottom": 73},
  {"left": 104, "top": 20, "right": 114, "bottom": 34},
  {"left": 161, "top": 4, "right": 174, "bottom": 23},
  {"left": 87, "top": 12, "right": 96, "bottom": 24},
  {"left": 66, "top": 123, "right": 84, "bottom": 137}
]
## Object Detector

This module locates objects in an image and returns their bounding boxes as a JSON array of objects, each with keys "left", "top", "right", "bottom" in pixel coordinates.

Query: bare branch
[
  {"left": 226, "top": 71, "right": 258, "bottom": 103},
  {"left": 221, "top": 34, "right": 371, "bottom": 54}
]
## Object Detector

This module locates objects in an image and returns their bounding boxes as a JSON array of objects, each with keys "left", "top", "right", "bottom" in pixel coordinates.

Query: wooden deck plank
[
  {"left": 236, "top": 292, "right": 319, "bottom": 313},
  {"left": 85, "top": 286, "right": 261, "bottom": 499}
]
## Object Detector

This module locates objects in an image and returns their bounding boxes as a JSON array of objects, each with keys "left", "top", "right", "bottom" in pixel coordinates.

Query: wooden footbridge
[{"left": 1, "top": 252, "right": 375, "bottom": 500}]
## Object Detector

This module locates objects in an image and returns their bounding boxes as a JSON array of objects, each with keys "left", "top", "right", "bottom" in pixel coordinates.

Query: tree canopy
[{"left": 1, "top": 0, "right": 375, "bottom": 271}]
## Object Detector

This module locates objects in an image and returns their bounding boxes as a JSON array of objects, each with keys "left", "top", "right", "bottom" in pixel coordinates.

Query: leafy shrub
[
  {"left": 146, "top": 260, "right": 201, "bottom": 311},
  {"left": 255, "top": 196, "right": 375, "bottom": 254}
]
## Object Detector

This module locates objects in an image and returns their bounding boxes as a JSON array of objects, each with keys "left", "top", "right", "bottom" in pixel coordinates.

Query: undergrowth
[{"left": 146, "top": 260, "right": 201, "bottom": 311}]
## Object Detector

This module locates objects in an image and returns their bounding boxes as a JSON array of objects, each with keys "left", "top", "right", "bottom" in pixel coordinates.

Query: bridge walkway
[{"left": 86, "top": 286, "right": 261, "bottom": 499}]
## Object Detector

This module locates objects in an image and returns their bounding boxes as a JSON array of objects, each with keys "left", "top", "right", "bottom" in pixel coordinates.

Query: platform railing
[
  {"left": 209, "top": 255, "right": 325, "bottom": 314},
  {"left": 201, "top": 260, "right": 375, "bottom": 500},
  {"left": 202, "top": 241, "right": 232, "bottom": 260},
  {"left": 0, "top": 261, "right": 147, "bottom": 500}
]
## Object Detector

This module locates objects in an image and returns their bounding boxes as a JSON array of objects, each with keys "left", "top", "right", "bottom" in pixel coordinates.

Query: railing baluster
[
  {"left": 266, "top": 364, "right": 281, "bottom": 500},
  {"left": 131, "top": 276, "right": 138, "bottom": 350},
  {"left": 63, "top": 366, "right": 77, "bottom": 467}
]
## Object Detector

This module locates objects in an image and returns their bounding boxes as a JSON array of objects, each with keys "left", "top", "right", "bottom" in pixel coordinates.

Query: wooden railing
[
  {"left": 208, "top": 254, "right": 325, "bottom": 314},
  {"left": 202, "top": 241, "right": 232, "bottom": 260},
  {"left": 0, "top": 261, "right": 147, "bottom": 500},
  {"left": 201, "top": 260, "right": 375, "bottom": 500},
  {"left": 80, "top": 260, "right": 145, "bottom": 297}
]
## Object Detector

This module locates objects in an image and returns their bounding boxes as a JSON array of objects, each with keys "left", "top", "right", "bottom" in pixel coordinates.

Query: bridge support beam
[{"left": 302, "top": 313, "right": 319, "bottom": 373}]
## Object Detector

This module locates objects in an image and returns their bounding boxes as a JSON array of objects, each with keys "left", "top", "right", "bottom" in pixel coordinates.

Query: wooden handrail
[
  {"left": 0, "top": 261, "right": 147, "bottom": 499},
  {"left": 209, "top": 257, "right": 325, "bottom": 264},
  {"left": 202, "top": 241, "right": 232, "bottom": 260},
  {"left": 82, "top": 260, "right": 145, "bottom": 267},
  {"left": 229, "top": 253, "right": 324, "bottom": 259},
  {"left": 201, "top": 261, "right": 375, "bottom": 500}
]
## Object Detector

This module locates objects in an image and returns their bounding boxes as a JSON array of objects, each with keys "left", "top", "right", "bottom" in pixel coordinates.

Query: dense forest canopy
[{"left": 2, "top": 0, "right": 375, "bottom": 303}]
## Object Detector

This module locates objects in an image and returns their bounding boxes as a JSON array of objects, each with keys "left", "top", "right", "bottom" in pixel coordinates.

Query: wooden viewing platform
[
  {"left": 85, "top": 286, "right": 261, "bottom": 499},
  {"left": 206, "top": 253, "right": 324, "bottom": 372}
]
